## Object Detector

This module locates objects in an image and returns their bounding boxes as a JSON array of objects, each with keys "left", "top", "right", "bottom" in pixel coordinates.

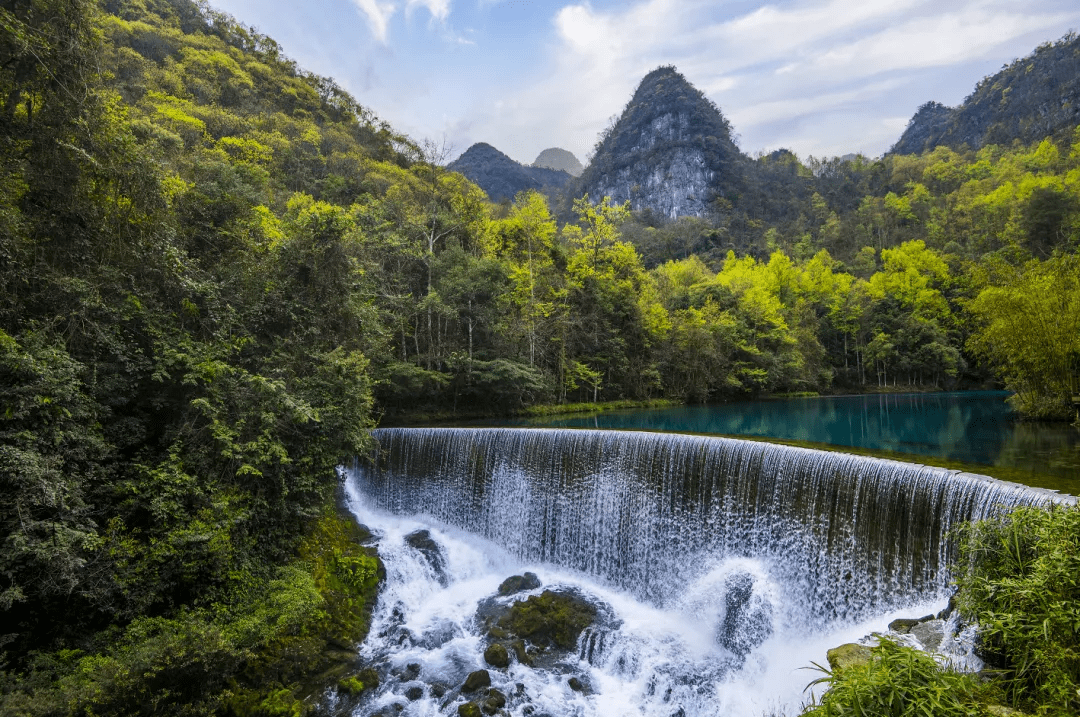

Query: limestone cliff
[{"left": 577, "top": 66, "right": 745, "bottom": 219}]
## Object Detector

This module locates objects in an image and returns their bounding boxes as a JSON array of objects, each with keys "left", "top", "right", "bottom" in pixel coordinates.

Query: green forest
[{"left": 0, "top": 0, "right": 1078, "bottom": 714}]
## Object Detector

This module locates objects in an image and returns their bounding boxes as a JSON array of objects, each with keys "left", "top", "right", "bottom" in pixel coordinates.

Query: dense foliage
[{"left": 1, "top": 0, "right": 386, "bottom": 711}]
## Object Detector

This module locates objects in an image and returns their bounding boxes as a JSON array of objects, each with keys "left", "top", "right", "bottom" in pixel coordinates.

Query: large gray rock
[
  {"left": 716, "top": 571, "right": 773, "bottom": 657},
  {"left": 405, "top": 529, "right": 449, "bottom": 587},
  {"left": 909, "top": 619, "right": 945, "bottom": 652}
]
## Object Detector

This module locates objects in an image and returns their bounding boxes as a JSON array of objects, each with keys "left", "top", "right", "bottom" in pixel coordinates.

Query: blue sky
[{"left": 208, "top": 0, "right": 1080, "bottom": 165}]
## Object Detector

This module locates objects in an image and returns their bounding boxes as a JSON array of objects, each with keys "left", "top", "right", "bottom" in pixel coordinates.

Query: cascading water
[{"left": 333, "top": 428, "right": 1071, "bottom": 717}]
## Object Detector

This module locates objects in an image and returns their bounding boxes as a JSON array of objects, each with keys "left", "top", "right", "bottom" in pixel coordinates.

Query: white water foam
[{"left": 338, "top": 480, "right": 947, "bottom": 717}]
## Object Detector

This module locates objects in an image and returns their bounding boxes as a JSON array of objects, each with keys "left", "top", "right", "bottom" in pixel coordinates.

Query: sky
[{"left": 208, "top": 0, "right": 1080, "bottom": 165}]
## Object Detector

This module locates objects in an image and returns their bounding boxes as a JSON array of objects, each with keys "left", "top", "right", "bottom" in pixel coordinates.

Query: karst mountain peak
[{"left": 577, "top": 65, "right": 746, "bottom": 219}]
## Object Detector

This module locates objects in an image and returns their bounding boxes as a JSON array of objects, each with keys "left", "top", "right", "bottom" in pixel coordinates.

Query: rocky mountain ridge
[
  {"left": 447, "top": 143, "right": 572, "bottom": 203},
  {"left": 892, "top": 33, "right": 1080, "bottom": 154},
  {"left": 453, "top": 34, "right": 1080, "bottom": 219}
]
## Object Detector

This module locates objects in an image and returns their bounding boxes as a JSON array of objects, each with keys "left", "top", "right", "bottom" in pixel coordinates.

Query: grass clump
[
  {"left": 803, "top": 637, "right": 993, "bottom": 716},
  {"left": 518, "top": 398, "right": 679, "bottom": 418}
]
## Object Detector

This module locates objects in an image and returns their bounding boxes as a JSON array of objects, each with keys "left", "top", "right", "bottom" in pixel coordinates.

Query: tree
[{"left": 968, "top": 255, "right": 1080, "bottom": 418}]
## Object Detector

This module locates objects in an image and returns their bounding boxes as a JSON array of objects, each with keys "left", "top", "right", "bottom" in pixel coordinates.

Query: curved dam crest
[{"left": 351, "top": 427, "right": 1069, "bottom": 624}]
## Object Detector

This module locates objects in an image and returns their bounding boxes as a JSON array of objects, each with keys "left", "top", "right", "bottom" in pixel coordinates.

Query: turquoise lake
[{"left": 491, "top": 391, "right": 1080, "bottom": 494}]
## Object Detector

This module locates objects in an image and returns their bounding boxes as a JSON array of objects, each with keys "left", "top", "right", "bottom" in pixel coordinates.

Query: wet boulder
[
  {"left": 480, "top": 687, "right": 506, "bottom": 715},
  {"left": 498, "top": 572, "right": 542, "bottom": 596},
  {"left": 463, "top": 669, "right": 491, "bottom": 692},
  {"left": 405, "top": 529, "right": 449, "bottom": 587},
  {"left": 716, "top": 572, "right": 773, "bottom": 657},
  {"left": 910, "top": 619, "right": 945, "bottom": 652},
  {"left": 567, "top": 676, "right": 588, "bottom": 693},
  {"left": 888, "top": 614, "right": 934, "bottom": 634},
  {"left": 391, "top": 662, "right": 421, "bottom": 681},
  {"left": 484, "top": 643, "right": 510, "bottom": 668},
  {"left": 458, "top": 703, "right": 482, "bottom": 717}
]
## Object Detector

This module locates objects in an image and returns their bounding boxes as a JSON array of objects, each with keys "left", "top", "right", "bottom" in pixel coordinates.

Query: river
[{"left": 492, "top": 391, "right": 1080, "bottom": 494}]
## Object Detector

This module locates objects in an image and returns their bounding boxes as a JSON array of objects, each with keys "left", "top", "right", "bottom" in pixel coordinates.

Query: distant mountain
[
  {"left": 892, "top": 33, "right": 1080, "bottom": 154},
  {"left": 577, "top": 66, "right": 745, "bottom": 219},
  {"left": 448, "top": 143, "right": 572, "bottom": 202},
  {"left": 532, "top": 148, "right": 584, "bottom": 177}
]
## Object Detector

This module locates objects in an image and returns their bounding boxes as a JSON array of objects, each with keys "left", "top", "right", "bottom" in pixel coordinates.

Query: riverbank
[
  {"left": 381, "top": 383, "right": 1004, "bottom": 427},
  {"left": 381, "top": 398, "right": 682, "bottom": 426},
  {"left": 806, "top": 504, "right": 1080, "bottom": 717}
]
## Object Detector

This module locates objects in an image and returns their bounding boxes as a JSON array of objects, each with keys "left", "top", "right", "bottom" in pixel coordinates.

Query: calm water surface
[{"left": 492, "top": 392, "right": 1080, "bottom": 494}]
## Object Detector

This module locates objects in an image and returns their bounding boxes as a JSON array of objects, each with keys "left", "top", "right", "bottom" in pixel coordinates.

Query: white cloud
[
  {"left": 408, "top": 0, "right": 451, "bottom": 21},
  {"left": 349, "top": 0, "right": 396, "bottom": 42},
  {"left": 458, "top": 0, "right": 1080, "bottom": 161},
  {"left": 348, "top": 0, "right": 454, "bottom": 42}
]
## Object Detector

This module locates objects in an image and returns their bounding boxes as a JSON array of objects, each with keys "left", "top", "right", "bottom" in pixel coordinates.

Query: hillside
[
  {"left": 892, "top": 33, "right": 1080, "bottom": 154},
  {"left": 533, "top": 147, "right": 584, "bottom": 176},
  {"left": 449, "top": 142, "right": 572, "bottom": 202},
  {"left": 577, "top": 65, "right": 746, "bottom": 219}
]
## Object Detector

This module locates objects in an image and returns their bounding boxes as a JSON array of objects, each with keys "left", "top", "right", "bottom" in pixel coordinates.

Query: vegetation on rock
[
  {"left": 892, "top": 33, "right": 1080, "bottom": 155},
  {"left": 955, "top": 504, "right": 1080, "bottom": 714},
  {"left": 805, "top": 637, "right": 995, "bottom": 717},
  {"left": 496, "top": 590, "right": 598, "bottom": 651}
]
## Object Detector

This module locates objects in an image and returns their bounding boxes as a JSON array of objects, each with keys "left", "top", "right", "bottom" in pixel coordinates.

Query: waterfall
[{"left": 352, "top": 427, "right": 1067, "bottom": 622}]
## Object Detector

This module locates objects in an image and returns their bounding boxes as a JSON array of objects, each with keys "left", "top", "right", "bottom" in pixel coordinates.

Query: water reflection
[{"left": 495, "top": 392, "right": 1080, "bottom": 491}]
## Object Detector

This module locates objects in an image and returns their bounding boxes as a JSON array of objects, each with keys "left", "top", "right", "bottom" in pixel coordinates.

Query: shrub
[
  {"left": 955, "top": 504, "right": 1080, "bottom": 714},
  {"left": 803, "top": 637, "right": 991, "bottom": 717}
]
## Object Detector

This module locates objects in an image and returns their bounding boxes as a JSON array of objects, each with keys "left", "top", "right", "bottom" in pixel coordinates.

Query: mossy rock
[
  {"left": 463, "top": 669, "right": 491, "bottom": 692},
  {"left": 458, "top": 703, "right": 482, "bottom": 717},
  {"left": 497, "top": 590, "right": 597, "bottom": 650},
  {"left": 509, "top": 639, "right": 532, "bottom": 667},
  {"left": 986, "top": 706, "right": 1032, "bottom": 717},
  {"left": 481, "top": 688, "right": 506, "bottom": 715},
  {"left": 888, "top": 617, "right": 920, "bottom": 634},
  {"left": 484, "top": 643, "right": 509, "bottom": 668},
  {"left": 888, "top": 614, "right": 934, "bottom": 634},
  {"left": 337, "top": 675, "right": 365, "bottom": 695},
  {"left": 356, "top": 667, "right": 379, "bottom": 691},
  {"left": 826, "top": 643, "right": 872, "bottom": 671}
]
